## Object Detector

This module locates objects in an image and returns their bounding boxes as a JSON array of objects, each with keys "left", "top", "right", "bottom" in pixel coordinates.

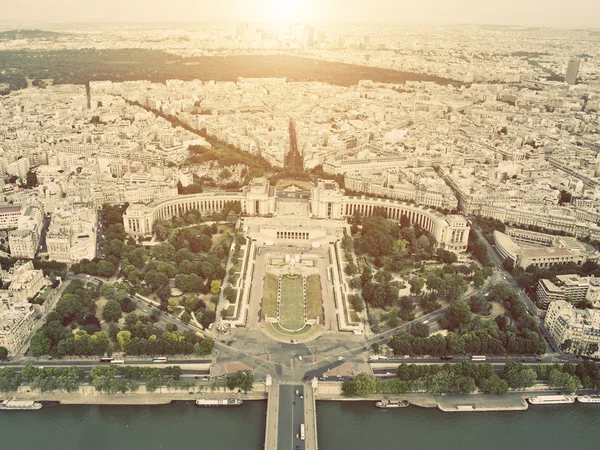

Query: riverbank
[
  {"left": 315, "top": 382, "right": 532, "bottom": 412},
  {"left": 0, "top": 383, "right": 268, "bottom": 405}
]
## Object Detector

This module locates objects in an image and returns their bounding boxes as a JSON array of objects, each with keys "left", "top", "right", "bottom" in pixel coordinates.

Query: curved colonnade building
[{"left": 123, "top": 178, "right": 470, "bottom": 253}]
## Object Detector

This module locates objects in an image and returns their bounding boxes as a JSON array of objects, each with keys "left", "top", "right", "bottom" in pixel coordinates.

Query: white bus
[
  {"left": 471, "top": 355, "right": 486, "bottom": 361},
  {"left": 153, "top": 356, "right": 168, "bottom": 363},
  {"left": 110, "top": 360, "right": 125, "bottom": 365},
  {"left": 300, "top": 424, "right": 305, "bottom": 441}
]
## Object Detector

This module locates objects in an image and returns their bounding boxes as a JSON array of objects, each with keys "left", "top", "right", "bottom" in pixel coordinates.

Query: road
[
  {"left": 277, "top": 385, "right": 305, "bottom": 450},
  {"left": 96, "top": 209, "right": 104, "bottom": 258}
]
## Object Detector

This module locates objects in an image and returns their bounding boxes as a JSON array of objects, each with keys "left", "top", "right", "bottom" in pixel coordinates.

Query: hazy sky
[{"left": 2, "top": 0, "right": 600, "bottom": 28}]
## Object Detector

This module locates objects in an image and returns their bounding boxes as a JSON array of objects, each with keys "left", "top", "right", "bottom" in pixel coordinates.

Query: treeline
[
  {"left": 343, "top": 362, "right": 534, "bottom": 396},
  {"left": 342, "top": 361, "right": 600, "bottom": 397},
  {"left": 89, "top": 365, "right": 192, "bottom": 393},
  {"left": 0, "top": 364, "right": 86, "bottom": 393}
]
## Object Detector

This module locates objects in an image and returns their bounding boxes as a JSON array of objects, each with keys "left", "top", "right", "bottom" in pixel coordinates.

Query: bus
[
  {"left": 153, "top": 356, "right": 168, "bottom": 363},
  {"left": 100, "top": 357, "right": 114, "bottom": 363},
  {"left": 110, "top": 360, "right": 125, "bottom": 365},
  {"left": 471, "top": 355, "right": 487, "bottom": 361},
  {"left": 300, "top": 424, "right": 305, "bottom": 441}
]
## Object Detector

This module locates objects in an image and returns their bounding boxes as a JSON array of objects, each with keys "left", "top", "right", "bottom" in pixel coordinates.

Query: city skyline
[{"left": 1, "top": 0, "right": 600, "bottom": 28}]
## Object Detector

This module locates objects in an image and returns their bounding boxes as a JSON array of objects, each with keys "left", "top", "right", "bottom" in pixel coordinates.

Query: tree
[
  {"left": 441, "top": 300, "right": 472, "bottom": 331},
  {"left": 96, "top": 260, "right": 116, "bottom": 277},
  {"left": 25, "top": 170, "right": 38, "bottom": 188},
  {"left": 0, "top": 346, "right": 8, "bottom": 360},
  {"left": 102, "top": 300, "right": 122, "bottom": 323},
  {"left": 470, "top": 295, "right": 492, "bottom": 315},
  {"left": 408, "top": 277, "right": 425, "bottom": 296},
  {"left": 152, "top": 243, "right": 176, "bottom": 261},
  {"left": 194, "top": 337, "right": 215, "bottom": 355},
  {"left": 410, "top": 323, "right": 430, "bottom": 338},
  {"left": 223, "top": 286, "right": 237, "bottom": 303},
  {"left": 30, "top": 330, "right": 52, "bottom": 356},
  {"left": 501, "top": 362, "right": 537, "bottom": 389},
  {"left": 210, "top": 280, "right": 221, "bottom": 295},
  {"left": 117, "top": 330, "right": 131, "bottom": 351},
  {"left": 481, "top": 374, "right": 509, "bottom": 394}
]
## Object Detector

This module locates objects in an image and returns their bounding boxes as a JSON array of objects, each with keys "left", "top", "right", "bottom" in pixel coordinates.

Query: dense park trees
[{"left": 388, "top": 283, "right": 546, "bottom": 356}]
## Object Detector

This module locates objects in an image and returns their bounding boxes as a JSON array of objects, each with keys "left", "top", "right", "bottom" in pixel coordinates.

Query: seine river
[{"left": 1, "top": 400, "right": 599, "bottom": 450}]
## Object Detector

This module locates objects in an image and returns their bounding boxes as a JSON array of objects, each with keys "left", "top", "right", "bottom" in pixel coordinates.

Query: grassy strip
[
  {"left": 261, "top": 273, "right": 279, "bottom": 320},
  {"left": 306, "top": 274, "right": 322, "bottom": 321}
]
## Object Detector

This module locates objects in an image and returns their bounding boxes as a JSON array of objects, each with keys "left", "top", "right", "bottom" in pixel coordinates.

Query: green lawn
[
  {"left": 261, "top": 273, "right": 279, "bottom": 320},
  {"left": 279, "top": 275, "right": 305, "bottom": 331},
  {"left": 306, "top": 275, "right": 322, "bottom": 321}
]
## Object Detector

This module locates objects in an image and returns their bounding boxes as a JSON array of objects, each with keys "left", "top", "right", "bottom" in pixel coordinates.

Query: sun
[{"left": 268, "top": 0, "right": 303, "bottom": 23}]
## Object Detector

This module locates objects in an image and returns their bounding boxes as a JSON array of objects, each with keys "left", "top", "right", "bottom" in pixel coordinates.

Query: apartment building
[
  {"left": 545, "top": 300, "right": 600, "bottom": 357},
  {"left": 536, "top": 274, "right": 591, "bottom": 309},
  {"left": 0, "top": 302, "right": 36, "bottom": 355},
  {"left": 7, "top": 261, "right": 48, "bottom": 303},
  {"left": 8, "top": 205, "right": 44, "bottom": 259}
]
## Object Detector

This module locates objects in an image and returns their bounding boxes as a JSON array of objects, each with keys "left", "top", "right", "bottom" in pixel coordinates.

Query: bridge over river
[{"left": 264, "top": 381, "right": 318, "bottom": 450}]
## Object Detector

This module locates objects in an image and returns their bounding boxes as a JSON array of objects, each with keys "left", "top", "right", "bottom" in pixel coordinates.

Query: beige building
[
  {"left": 545, "top": 300, "right": 600, "bottom": 357},
  {"left": 0, "top": 205, "right": 23, "bottom": 229},
  {"left": 536, "top": 274, "right": 591, "bottom": 309},
  {"left": 123, "top": 178, "right": 470, "bottom": 253},
  {"left": 7, "top": 261, "right": 48, "bottom": 303},
  {"left": 0, "top": 302, "right": 36, "bottom": 355},
  {"left": 8, "top": 205, "right": 44, "bottom": 259},
  {"left": 494, "top": 228, "right": 590, "bottom": 270},
  {"left": 46, "top": 204, "right": 97, "bottom": 264}
]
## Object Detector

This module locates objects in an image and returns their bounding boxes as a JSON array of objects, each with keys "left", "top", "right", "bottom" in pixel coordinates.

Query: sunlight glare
[{"left": 268, "top": 0, "right": 303, "bottom": 23}]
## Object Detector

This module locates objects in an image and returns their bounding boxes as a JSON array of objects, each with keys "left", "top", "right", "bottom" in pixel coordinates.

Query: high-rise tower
[{"left": 565, "top": 58, "right": 581, "bottom": 85}]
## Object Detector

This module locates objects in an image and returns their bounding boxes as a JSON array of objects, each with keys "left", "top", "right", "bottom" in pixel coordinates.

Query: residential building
[
  {"left": 8, "top": 205, "right": 44, "bottom": 259},
  {"left": 0, "top": 302, "right": 36, "bottom": 355},
  {"left": 0, "top": 205, "right": 23, "bottom": 229},
  {"left": 536, "top": 274, "right": 591, "bottom": 309},
  {"left": 46, "top": 204, "right": 97, "bottom": 264},
  {"left": 7, "top": 261, "right": 48, "bottom": 303},
  {"left": 545, "top": 300, "right": 600, "bottom": 357}
]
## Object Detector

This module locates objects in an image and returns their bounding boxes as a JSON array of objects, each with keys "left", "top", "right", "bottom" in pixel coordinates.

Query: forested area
[
  {"left": 388, "top": 283, "right": 546, "bottom": 356},
  {"left": 0, "top": 49, "right": 460, "bottom": 95}
]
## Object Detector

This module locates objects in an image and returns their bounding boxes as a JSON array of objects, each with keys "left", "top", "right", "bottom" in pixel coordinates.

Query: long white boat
[
  {"left": 577, "top": 395, "right": 600, "bottom": 403},
  {"left": 375, "top": 399, "right": 409, "bottom": 408},
  {"left": 0, "top": 400, "right": 43, "bottom": 411},
  {"left": 528, "top": 395, "right": 576, "bottom": 405},
  {"left": 195, "top": 398, "right": 243, "bottom": 407}
]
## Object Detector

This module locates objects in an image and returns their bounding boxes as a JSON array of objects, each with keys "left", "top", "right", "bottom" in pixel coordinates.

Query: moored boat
[
  {"left": 577, "top": 395, "right": 600, "bottom": 403},
  {"left": 528, "top": 395, "right": 575, "bottom": 405},
  {"left": 375, "top": 399, "right": 409, "bottom": 408},
  {"left": 0, "top": 400, "right": 43, "bottom": 411},
  {"left": 195, "top": 398, "right": 243, "bottom": 407}
]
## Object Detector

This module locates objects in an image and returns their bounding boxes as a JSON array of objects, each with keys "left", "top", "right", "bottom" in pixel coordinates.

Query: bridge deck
[{"left": 265, "top": 383, "right": 318, "bottom": 450}]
